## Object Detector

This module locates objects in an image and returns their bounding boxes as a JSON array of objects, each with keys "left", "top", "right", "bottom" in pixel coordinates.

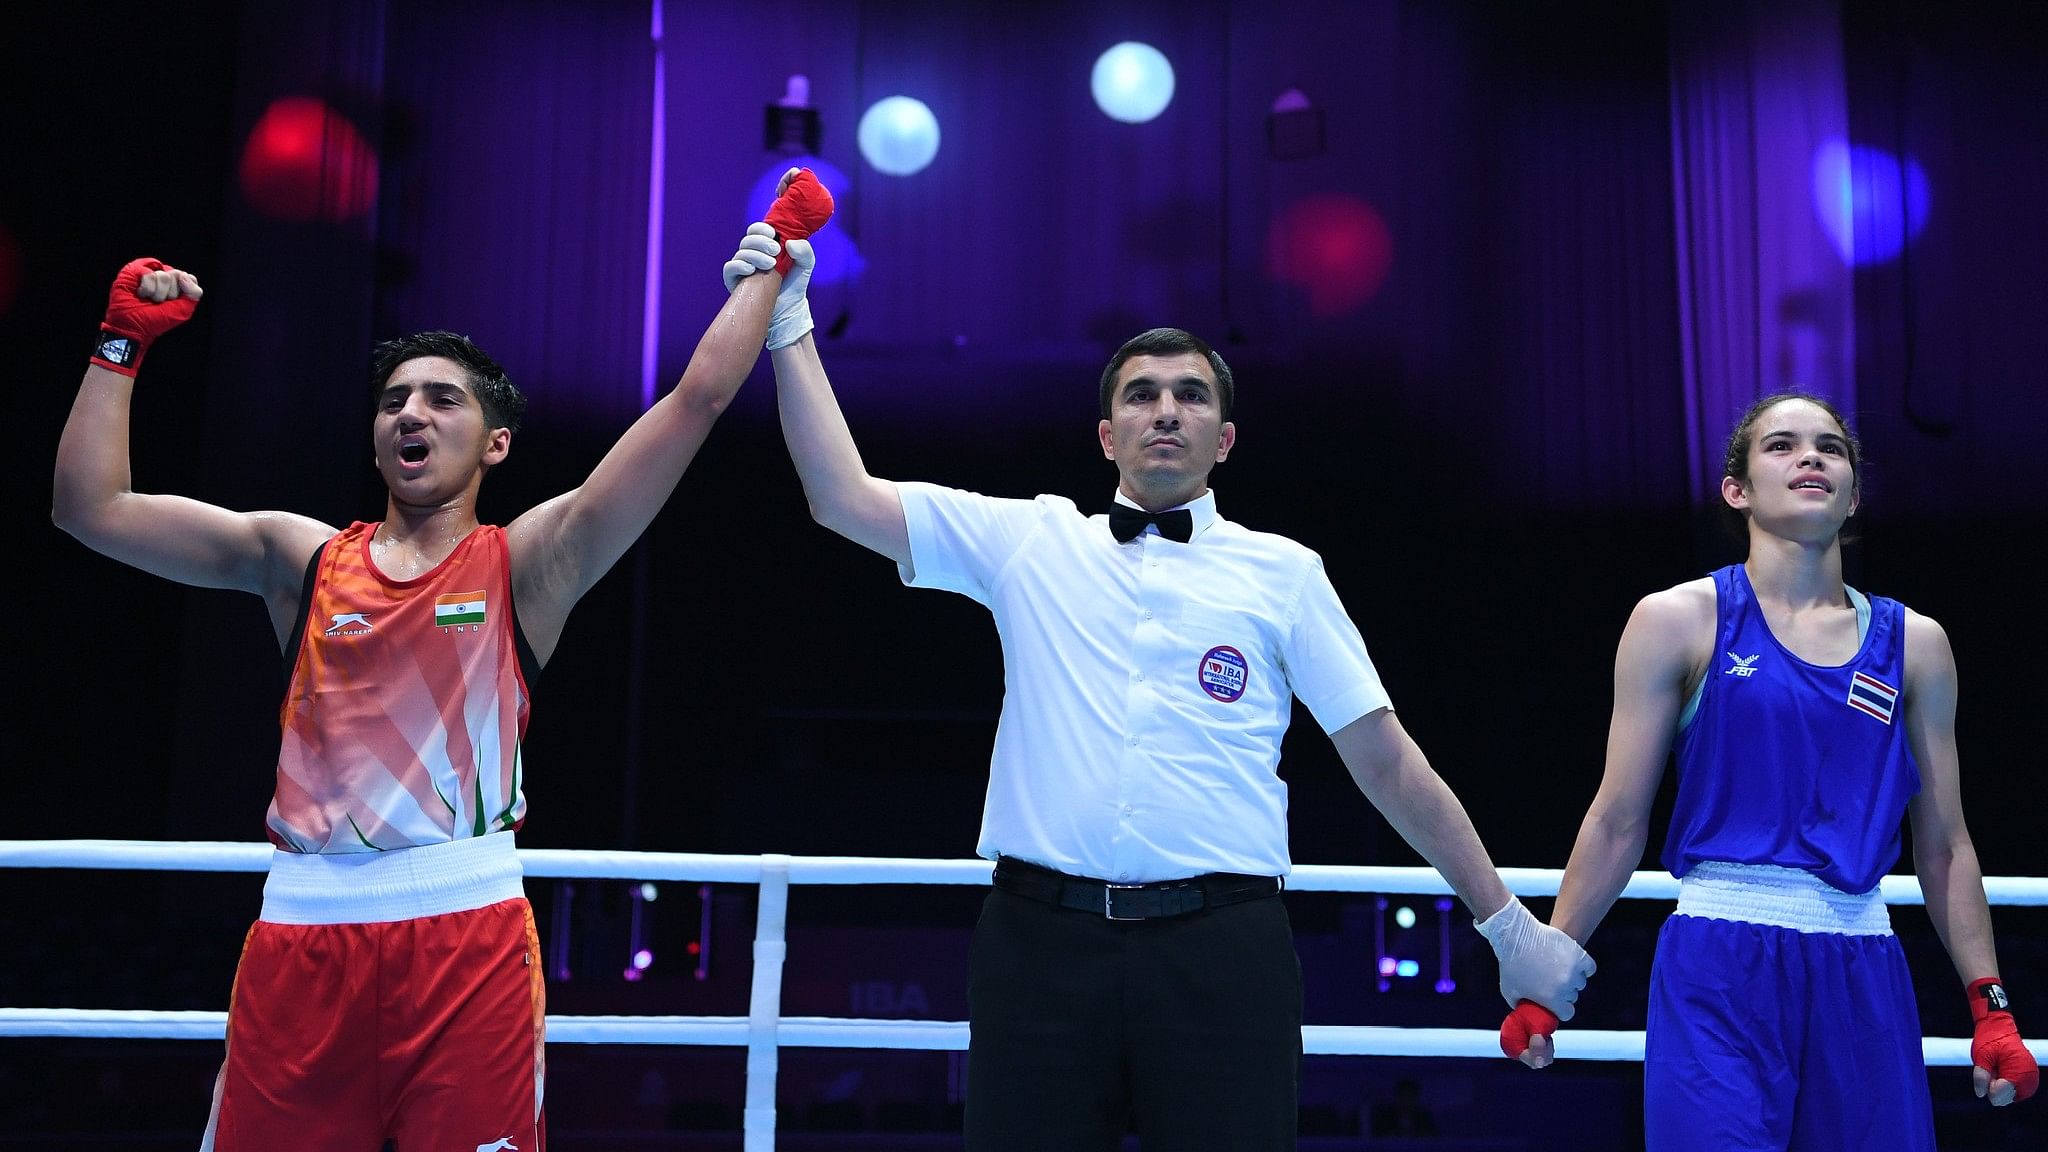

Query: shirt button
[
  {"left": 1118, "top": 872, "right": 1131, "bottom": 881},
  {"left": 1128, "top": 736, "right": 1140, "bottom": 746},
  {"left": 1122, "top": 804, "right": 1135, "bottom": 815},
  {"left": 1134, "top": 672, "right": 1145, "bottom": 681},
  {"left": 1142, "top": 610, "right": 1153, "bottom": 620}
]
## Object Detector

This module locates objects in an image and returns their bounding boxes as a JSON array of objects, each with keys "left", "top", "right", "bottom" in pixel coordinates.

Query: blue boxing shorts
[{"left": 1644, "top": 862, "right": 1933, "bottom": 1152}]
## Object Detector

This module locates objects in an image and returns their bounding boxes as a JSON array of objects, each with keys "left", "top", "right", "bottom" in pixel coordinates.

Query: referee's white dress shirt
[{"left": 896, "top": 484, "right": 1391, "bottom": 883}]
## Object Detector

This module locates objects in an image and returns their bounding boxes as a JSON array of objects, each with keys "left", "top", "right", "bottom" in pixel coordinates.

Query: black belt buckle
[{"left": 1103, "top": 882, "right": 1148, "bottom": 920}]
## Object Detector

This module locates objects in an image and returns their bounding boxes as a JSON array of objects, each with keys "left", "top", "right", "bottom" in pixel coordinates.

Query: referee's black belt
[{"left": 991, "top": 855, "right": 1283, "bottom": 921}]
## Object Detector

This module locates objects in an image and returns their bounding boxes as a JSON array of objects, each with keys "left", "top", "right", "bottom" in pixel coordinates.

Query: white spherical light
[
  {"left": 1091, "top": 41, "right": 1175, "bottom": 123},
  {"left": 858, "top": 96, "right": 941, "bottom": 176}
]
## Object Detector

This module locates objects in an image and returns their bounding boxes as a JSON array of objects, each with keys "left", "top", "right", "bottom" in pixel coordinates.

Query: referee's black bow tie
[{"left": 1108, "top": 505, "right": 1193, "bottom": 543}]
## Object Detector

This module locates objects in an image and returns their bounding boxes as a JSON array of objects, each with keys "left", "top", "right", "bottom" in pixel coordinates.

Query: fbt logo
[{"left": 1723, "top": 652, "right": 1761, "bottom": 678}]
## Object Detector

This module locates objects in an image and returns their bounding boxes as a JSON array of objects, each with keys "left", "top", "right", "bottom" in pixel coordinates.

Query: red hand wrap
[
  {"left": 763, "top": 169, "right": 836, "bottom": 275},
  {"left": 1500, "top": 999, "right": 1560, "bottom": 1060},
  {"left": 92, "top": 258, "right": 199, "bottom": 377},
  {"left": 1969, "top": 978, "right": 2040, "bottom": 1102}
]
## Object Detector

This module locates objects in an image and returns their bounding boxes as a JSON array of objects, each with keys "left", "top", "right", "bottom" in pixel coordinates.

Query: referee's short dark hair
[{"left": 1098, "top": 328, "right": 1234, "bottom": 422}]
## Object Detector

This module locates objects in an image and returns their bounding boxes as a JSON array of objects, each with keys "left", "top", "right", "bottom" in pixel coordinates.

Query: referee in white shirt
[{"left": 728, "top": 221, "right": 1594, "bottom": 1150}]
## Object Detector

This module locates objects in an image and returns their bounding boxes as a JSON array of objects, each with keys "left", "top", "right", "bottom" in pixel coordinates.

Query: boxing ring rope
[{"left": 6, "top": 840, "right": 2046, "bottom": 1150}]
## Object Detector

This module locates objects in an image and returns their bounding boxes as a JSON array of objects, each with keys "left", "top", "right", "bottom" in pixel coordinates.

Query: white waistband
[
  {"left": 1674, "top": 861, "right": 1891, "bottom": 936},
  {"left": 259, "top": 833, "right": 525, "bottom": 925}
]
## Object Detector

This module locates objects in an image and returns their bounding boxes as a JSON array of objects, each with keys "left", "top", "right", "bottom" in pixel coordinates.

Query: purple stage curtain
[
  {"left": 378, "top": 0, "right": 656, "bottom": 440},
  {"left": 652, "top": 0, "right": 1232, "bottom": 368},
  {"left": 1837, "top": 1, "right": 2048, "bottom": 518},
  {"left": 199, "top": 0, "right": 394, "bottom": 527},
  {"left": 651, "top": 1, "right": 1693, "bottom": 515},
  {"left": 152, "top": 0, "right": 656, "bottom": 841},
  {"left": 1668, "top": 0, "right": 1857, "bottom": 505},
  {"left": 159, "top": 1, "right": 398, "bottom": 839},
  {"left": 1390, "top": 2, "right": 1690, "bottom": 514}
]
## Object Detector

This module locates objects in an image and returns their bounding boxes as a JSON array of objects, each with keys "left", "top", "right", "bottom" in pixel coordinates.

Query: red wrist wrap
[
  {"left": 1968, "top": 977, "right": 2039, "bottom": 1103},
  {"left": 91, "top": 258, "right": 198, "bottom": 377},
  {"left": 763, "top": 169, "right": 836, "bottom": 275},
  {"left": 1499, "top": 999, "right": 1560, "bottom": 1060},
  {"left": 1969, "top": 977, "right": 2011, "bottom": 1023},
  {"left": 90, "top": 328, "right": 147, "bottom": 377}
]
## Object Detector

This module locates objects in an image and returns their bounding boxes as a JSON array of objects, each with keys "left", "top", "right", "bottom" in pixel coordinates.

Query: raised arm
[
  {"left": 1901, "top": 610, "right": 2038, "bottom": 1106},
  {"left": 504, "top": 262, "right": 778, "bottom": 655},
  {"left": 53, "top": 259, "right": 334, "bottom": 638},
  {"left": 1330, "top": 706, "right": 1594, "bottom": 1020},
  {"left": 721, "top": 203, "right": 908, "bottom": 565},
  {"left": 506, "top": 175, "right": 838, "bottom": 657},
  {"left": 770, "top": 329, "right": 909, "bottom": 566}
]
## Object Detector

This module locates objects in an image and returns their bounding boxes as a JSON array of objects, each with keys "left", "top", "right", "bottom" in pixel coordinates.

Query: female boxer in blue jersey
[{"left": 1500, "top": 393, "right": 2035, "bottom": 1151}]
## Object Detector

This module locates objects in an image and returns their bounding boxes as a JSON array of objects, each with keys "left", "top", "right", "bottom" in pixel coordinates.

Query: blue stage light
[
  {"left": 859, "top": 96, "right": 941, "bottom": 176},
  {"left": 1811, "top": 140, "right": 1930, "bottom": 266},
  {"left": 1091, "top": 42, "right": 1175, "bottom": 123}
]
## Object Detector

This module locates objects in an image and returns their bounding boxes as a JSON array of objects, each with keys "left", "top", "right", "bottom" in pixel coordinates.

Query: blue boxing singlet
[{"left": 1661, "top": 564, "right": 1920, "bottom": 894}]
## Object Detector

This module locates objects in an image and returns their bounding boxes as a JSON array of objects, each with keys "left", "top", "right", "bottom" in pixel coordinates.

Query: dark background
[{"left": 3, "top": 1, "right": 2042, "bottom": 1148}]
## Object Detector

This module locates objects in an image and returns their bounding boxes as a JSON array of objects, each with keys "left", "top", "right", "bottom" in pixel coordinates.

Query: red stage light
[
  {"left": 239, "top": 96, "right": 378, "bottom": 222},
  {"left": 1265, "top": 193, "right": 1394, "bottom": 317}
]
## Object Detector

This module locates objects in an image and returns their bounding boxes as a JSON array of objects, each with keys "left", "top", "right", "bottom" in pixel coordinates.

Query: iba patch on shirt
[{"left": 1199, "top": 645, "right": 1249, "bottom": 702}]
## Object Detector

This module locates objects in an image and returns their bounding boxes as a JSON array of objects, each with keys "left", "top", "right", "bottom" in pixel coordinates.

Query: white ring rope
[
  {"left": 5, "top": 1009, "right": 2043, "bottom": 1068},
  {"left": 5, "top": 841, "right": 2045, "bottom": 904},
  {"left": 6, "top": 839, "right": 2045, "bottom": 1074}
]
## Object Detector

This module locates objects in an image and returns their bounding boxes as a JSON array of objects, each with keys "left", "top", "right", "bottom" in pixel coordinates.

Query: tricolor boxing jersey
[
  {"left": 1662, "top": 564, "right": 1919, "bottom": 894},
  {"left": 269, "top": 522, "right": 536, "bottom": 853}
]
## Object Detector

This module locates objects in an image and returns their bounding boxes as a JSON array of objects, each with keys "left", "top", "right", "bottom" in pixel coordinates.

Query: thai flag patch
[{"left": 1845, "top": 671, "right": 1898, "bottom": 724}]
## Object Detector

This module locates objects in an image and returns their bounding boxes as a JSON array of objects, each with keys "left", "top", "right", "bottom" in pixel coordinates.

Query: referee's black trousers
[{"left": 964, "top": 884, "right": 1302, "bottom": 1151}]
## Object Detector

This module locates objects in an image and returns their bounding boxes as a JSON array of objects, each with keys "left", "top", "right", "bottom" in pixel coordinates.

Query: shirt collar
[{"left": 1109, "top": 489, "right": 1220, "bottom": 540}]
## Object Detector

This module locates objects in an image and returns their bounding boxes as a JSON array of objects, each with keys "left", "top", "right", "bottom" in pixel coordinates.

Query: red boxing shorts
[{"left": 206, "top": 834, "right": 545, "bottom": 1152}]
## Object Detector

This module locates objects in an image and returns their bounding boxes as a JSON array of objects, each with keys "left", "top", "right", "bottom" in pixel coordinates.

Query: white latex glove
[
  {"left": 724, "top": 221, "right": 815, "bottom": 350},
  {"left": 723, "top": 222, "right": 778, "bottom": 294},
  {"left": 765, "top": 235, "right": 815, "bottom": 351},
  {"left": 1473, "top": 895, "right": 1595, "bottom": 1020}
]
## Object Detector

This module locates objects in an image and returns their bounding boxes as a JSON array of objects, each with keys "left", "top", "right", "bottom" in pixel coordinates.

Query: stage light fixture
[
  {"left": 765, "top": 73, "right": 820, "bottom": 155},
  {"left": 1267, "top": 87, "right": 1324, "bottom": 160}
]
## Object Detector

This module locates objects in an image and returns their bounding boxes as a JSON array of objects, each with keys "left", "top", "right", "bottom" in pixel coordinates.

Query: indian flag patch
[{"left": 434, "top": 591, "right": 487, "bottom": 627}]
